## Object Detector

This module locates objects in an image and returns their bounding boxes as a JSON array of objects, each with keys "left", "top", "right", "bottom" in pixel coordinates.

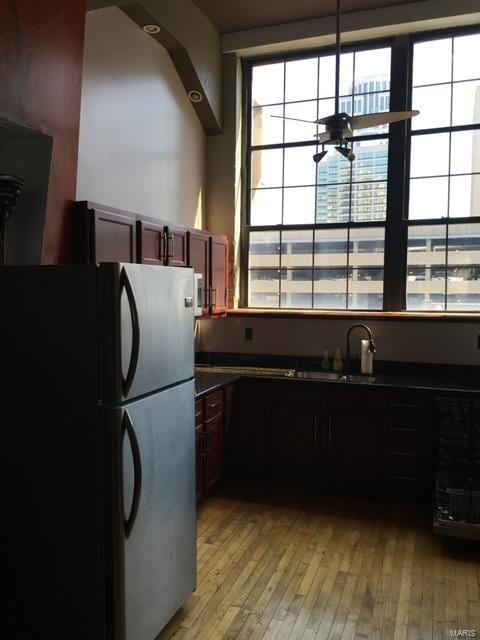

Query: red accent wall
[{"left": 0, "top": 0, "right": 86, "bottom": 263}]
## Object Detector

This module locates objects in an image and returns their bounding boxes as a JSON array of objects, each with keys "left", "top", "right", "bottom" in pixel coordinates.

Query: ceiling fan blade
[
  {"left": 314, "top": 131, "right": 332, "bottom": 144},
  {"left": 270, "top": 115, "right": 317, "bottom": 125},
  {"left": 350, "top": 110, "right": 419, "bottom": 130}
]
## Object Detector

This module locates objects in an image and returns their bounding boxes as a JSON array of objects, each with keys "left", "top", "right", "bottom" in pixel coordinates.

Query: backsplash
[{"left": 197, "top": 316, "right": 480, "bottom": 367}]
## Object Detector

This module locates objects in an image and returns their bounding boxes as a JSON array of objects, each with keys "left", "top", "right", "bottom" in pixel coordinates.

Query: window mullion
[{"left": 383, "top": 34, "right": 411, "bottom": 311}]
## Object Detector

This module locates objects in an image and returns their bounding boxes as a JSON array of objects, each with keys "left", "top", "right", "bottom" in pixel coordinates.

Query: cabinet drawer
[
  {"left": 195, "top": 399, "right": 204, "bottom": 426},
  {"left": 205, "top": 390, "right": 224, "bottom": 419},
  {"left": 385, "top": 395, "right": 430, "bottom": 429},
  {"left": 385, "top": 427, "right": 421, "bottom": 455}
]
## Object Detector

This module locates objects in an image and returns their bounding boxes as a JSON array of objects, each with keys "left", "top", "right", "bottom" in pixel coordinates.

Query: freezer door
[
  {"left": 98, "top": 263, "right": 194, "bottom": 404},
  {"left": 106, "top": 380, "right": 196, "bottom": 640}
]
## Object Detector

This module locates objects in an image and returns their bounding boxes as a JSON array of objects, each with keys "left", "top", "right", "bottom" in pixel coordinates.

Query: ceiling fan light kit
[{"left": 272, "top": 0, "right": 419, "bottom": 164}]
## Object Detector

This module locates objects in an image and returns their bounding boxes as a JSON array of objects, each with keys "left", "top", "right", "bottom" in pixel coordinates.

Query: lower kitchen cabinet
[
  {"left": 226, "top": 379, "right": 434, "bottom": 497},
  {"left": 325, "top": 389, "right": 382, "bottom": 488},
  {"left": 270, "top": 383, "right": 321, "bottom": 475},
  {"left": 196, "top": 390, "right": 225, "bottom": 502},
  {"left": 229, "top": 380, "right": 268, "bottom": 472}
]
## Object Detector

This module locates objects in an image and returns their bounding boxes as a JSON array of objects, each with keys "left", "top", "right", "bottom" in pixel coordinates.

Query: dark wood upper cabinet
[
  {"left": 210, "top": 235, "right": 228, "bottom": 316},
  {"left": 188, "top": 229, "right": 210, "bottom": 311},
  {"left": 165, "top": 225, "right": 188, "bottom": 268},
  {"left": 137, "top": 219, "right": 166, "bottom": 265},
  {"left": 75, "top": 201, "right": 136, "bottom": 263}
]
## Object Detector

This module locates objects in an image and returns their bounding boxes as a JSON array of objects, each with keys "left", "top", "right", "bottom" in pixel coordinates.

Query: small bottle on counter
[
  {"left": 333, "top": 348, "right": 343, "bottom": 372},
  {"left": 321, "top": 349, "right": 330, "bottom": 370}
]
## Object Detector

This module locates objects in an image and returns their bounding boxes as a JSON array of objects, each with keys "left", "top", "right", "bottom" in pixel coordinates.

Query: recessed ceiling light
[
  {"left": 143, "top": 24, "right": 160, "bottom": 34},
  {"left": 188, "top": 90, "right": 203, "bottom": 103}
]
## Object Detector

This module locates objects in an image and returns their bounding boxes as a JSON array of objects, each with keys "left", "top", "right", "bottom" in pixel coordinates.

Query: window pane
[
  {"left": 412, "top": 84, "right": 451, "bottom": 130},
  {"left": 248, "top": 271, "right": 280, "bottom": 308},
  {"left": 249, "top": 231, "right": 280, "bottom": 268},
  {"left": 314, "top": 228, "right": 348, "bottom": 267},
  {"left": 447, "top": 223, "right": 480, "bottom": 265},
  {"left": 354, "top": 48, "right": 391, "bottom": 92},
  {"left": 283, "top": 186, "right": 315, "bottom": 224},
  {"left": 251, "top": 104, "right": 284, "bottom": 146},
  {"left": 413, "top": 38, "right": 452, "bottom": 87},
  {"left": 407, "top": 224, "right": 447, "bottom": 310},
  {"left": 284, "top": 146, "right": 316, "bottom": 186},
  {"left": 281, "top": 229, "right": 314, "bottom": 268},
  {"left": 317, "top": 98, "right": 336, "bottom": 132},
  {"left": 316, "top": 182, "right": 351, "bottom": 223},
  {"left": 313, "top": 269, "right": 347, "bottom": 309},
  {"left": 351, "top": 182, "right": 387, "bottom": 222},
  {"left": 349, "top": 268, "right": 384, "bottom": 310},
  {"left": 449, "top": 175, "right": 480, "bottom": 218},
  {"left": 451, "top": 130, "right": 480, "bottom": 174},
  {"left": 349, "top": 227, "right": 385, "bottom": 270},
  {"left": 351, "top": 140, "right": 389, "bottom": 183},
  {"left": 410, "top": 133, "right": 450, "bottom": 178},
  {"left": 316, "top": 152, "right": 351, "bottom": 186},
  {"left": 453, "top": 34, "right": 480, "bottom": 82},
  {"left": 409, "top": 177, "right": 449, "bottom": 219},
  {"left": 251, "top": 62, "right": 284, "bottom": 106},
  {"left": 452, "top": 80, "right": 480, "bottom": 126},
  {"left": 284, "top": 101, "right": 318, "bottom": 143},
  {"left": 446, "top": 264, "right": 480, "bottom": 310},
  {"left": 251, "top": 148, "right": 283, "bottom": 189},
  {"left": 281, "top": 269, "right": 313, "bottom": 309},
  {"left": 250, "top": 189, "right": 282, "bottom": 226},
  {"left": 285, "top": 57, "right": 318, "bottom": 103},
  {"left": 318, "top": 53, "right": 353, "bottom": 99}
]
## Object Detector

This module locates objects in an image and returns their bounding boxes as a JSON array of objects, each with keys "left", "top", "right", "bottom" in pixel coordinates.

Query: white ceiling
[{"left": 192, "top": 0, "right": 421, "bottom": 33}]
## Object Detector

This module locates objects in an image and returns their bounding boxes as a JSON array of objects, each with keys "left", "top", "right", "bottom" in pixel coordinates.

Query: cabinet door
[
  {"left": 230, "top": 381, "right": 268, "bottom": 472},
  {"left": 137, "top": 219, "right": 165, "bottom": 265},
  {"left": 270, "top": 383, "right": 321, "bottom": 475},
  {"left": 188, "top": 230, "right": 210, "bottom": 311},
  {"left": 75, "top": 201, "right": 136, "bottom": 263},
  {"left": 165, "top": 225, "right": 188, "bottom": 267},
  {"left": 326, "top": 390, "right": 381, "bottom": 486},
  {"left": 204, "top": 413, "right": 223, "bottom": 492},
  {"left": 209, "top": 235, "right": 228, "bottom": 315}
]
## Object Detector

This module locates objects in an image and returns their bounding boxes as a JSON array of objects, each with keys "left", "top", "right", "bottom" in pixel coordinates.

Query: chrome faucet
[{"left": 345, "top": 323, "right": 376, "bottom": 372}]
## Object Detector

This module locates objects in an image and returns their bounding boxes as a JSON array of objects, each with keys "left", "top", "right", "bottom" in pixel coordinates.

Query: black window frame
[{"left": 240, "top": 24, "right": 480, "bottom": 313}]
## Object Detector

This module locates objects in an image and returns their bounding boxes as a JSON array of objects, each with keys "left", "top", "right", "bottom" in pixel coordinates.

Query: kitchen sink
[
  {"left": 294, "top": 370, "right": 377, "bottom": 384},
  {"left": 195, "top": 365, "right": 296, "bottom": 377}
]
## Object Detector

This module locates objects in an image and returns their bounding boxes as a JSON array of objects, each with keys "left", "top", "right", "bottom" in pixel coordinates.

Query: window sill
[{"left": 227, "top": 308, "right": 480, "bottom": 322}]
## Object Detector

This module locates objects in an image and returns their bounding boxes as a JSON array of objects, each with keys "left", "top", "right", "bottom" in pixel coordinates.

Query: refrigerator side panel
[
  {"left": 1, "top": 265, "right": 106, "bottom": 639},
  {"left": 98, "top": 263, "right": 194, "bottom": 404},
  {"left": 119, "top": 380, "right": 196, "bottom": 640}
]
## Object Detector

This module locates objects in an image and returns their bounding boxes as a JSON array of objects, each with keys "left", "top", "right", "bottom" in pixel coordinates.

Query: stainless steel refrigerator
[{"left": 3, "top": 263, "right": 196, "bottom": 640}]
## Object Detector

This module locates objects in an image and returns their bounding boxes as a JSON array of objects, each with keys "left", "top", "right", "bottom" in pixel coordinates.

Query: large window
[{"left": 244, "top": 28, "right": 480, "bottom": 312}]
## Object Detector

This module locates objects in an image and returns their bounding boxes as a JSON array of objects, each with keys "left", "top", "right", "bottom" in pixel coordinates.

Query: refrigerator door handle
[
  {"left": 120, "top": 267, "right": 140, "bottom": 397},
  {"left": 123, "top": 410, "right": 142, "bottom": 538}
]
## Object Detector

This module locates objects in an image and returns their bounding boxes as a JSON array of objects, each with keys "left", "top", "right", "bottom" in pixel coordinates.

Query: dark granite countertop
[{"left": 195, "top": 364, "right": 480, "bottom": 397}]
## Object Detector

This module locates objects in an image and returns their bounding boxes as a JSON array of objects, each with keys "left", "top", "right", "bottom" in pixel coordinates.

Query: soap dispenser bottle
[
  {"left": 333, "top": 348, "right": 343, "bottom": 372},
  {"left": 321, "top": 349, "right": 330, "bottom": 370}
]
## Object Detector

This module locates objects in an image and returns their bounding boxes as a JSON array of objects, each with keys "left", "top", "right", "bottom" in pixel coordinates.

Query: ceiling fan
[{"left": 272, "top": 0, "right": 419, "bottom": 163}]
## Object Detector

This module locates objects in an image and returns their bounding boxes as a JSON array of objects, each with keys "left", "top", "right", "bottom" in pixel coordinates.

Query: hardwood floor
[{"left": 159, "top": 482, "right": 480, "bottom": 640}]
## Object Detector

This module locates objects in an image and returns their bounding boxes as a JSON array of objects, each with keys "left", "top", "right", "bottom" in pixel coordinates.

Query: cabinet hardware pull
[
  {"left": 313, "top": 416, "right": 318, "bottom": 443},
  {"left": 209, "top": 402, "right": 221, "bottom": 409},
  {"left": 158, "top": 233, "right": 164, "bottom": 260},
  {"left": 328, "top": 417, "right": 332, "bottom": 445},
  {"left": 211, "top": 287, "right": 217, "bottom": 307},
  {"left": 122, "top": 410, "right": 142, "bottom": 539}
]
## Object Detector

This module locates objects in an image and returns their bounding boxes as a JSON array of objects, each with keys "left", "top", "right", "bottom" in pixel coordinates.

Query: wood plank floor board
[{"left": 157, "top": 483, "right": 480, "bottom": 640}]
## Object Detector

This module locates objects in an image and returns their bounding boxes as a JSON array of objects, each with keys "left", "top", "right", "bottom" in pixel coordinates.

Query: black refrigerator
[{"left": 3, "top": 263, "right": 197, "bottom": 640}]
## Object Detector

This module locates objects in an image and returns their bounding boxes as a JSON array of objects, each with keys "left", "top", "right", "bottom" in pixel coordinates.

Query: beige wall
[
  {"left": 198, "top": 316, "right": 480, "bottom": 366},
  {"left": 77, "top": 7, "right": 206, "bottom": 228}
]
